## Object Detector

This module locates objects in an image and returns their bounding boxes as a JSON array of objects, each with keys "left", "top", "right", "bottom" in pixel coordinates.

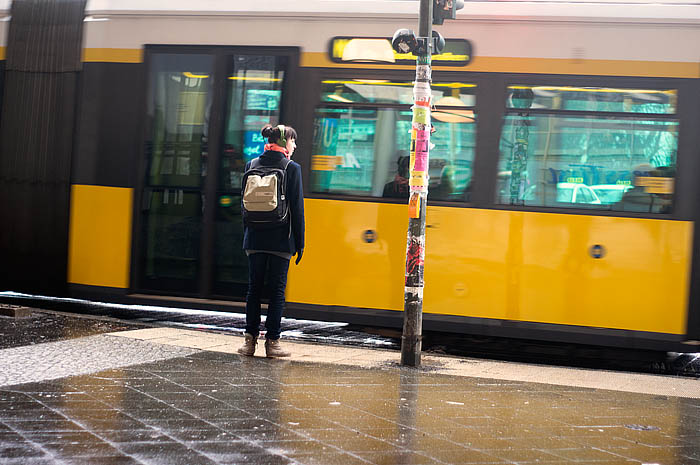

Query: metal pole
[{"left": 401, "top": 0, "right": 432, "bottom": 367}]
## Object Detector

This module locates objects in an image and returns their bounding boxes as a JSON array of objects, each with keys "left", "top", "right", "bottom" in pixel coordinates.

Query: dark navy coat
[{"left": 242, "top": 150, "right": 305, "bottom": 255}]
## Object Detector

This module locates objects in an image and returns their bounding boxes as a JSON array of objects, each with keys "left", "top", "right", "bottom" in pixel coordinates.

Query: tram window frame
[
  {"left": 306, "top": 68, "right": 486, "bottom": 206},
  {"left": 491, "top": 74, "right": 687, "bottom": 219}
]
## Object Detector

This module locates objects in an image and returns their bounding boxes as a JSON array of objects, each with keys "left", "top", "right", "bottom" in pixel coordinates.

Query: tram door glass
[
  {"left": 214, "top": 55, "right": 288, "bottom": 296},
  {"left": 141, "top": 53, "right": 213, "bottom": 292},
  {"left": 310, "top": 80, "right": 476, "bottom": 201},
  {"left": 496, "top": 85, "right": 678, "bottom": 213}
]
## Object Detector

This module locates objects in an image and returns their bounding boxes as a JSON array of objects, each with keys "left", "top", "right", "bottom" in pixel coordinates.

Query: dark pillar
[{"left": 0, "top": 0, "right": 87, "bottom": 295}]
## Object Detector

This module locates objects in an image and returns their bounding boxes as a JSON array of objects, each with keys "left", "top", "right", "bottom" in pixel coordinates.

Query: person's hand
[{"left": 295, "top": 249, "right": 303, "bottom": 265}]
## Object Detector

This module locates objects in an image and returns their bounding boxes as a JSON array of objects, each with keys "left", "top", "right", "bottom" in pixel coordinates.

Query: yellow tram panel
[
  {"left": 288, "top": 199, "right": 407, "bottom": 311},
  {"left": 288, "top": 199, "right": 692, "bottom": 335},
  {"left": 68, "top": 185, "right": 133, "bottom": 289}
]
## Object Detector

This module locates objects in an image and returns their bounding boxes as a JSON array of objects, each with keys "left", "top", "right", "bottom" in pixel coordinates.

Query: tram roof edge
[
  {"left": 84, "top": 0, "right": 419, "bottom": 18},
  {"left": 82, "top": 0, "right": 700, "bottom": 25}
]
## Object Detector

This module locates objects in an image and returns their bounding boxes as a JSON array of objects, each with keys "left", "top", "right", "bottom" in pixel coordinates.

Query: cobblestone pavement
[{"left": 1, "top": 334, "right": 699, "bottom": 464}]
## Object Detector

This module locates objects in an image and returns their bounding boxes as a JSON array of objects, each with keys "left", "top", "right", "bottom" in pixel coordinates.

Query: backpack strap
[{"left": 249, "top": 156, "right": 290, "bottom": 170}]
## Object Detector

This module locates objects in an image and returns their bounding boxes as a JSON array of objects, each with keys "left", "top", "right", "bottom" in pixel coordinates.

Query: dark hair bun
[{"left": 261, "top": 124, "right": 274, "bottom": 138}]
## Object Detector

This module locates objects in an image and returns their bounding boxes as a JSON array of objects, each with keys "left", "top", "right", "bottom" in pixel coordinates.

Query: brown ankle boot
[
  {"left": 265, "top": 338, "right": 291, "bottom": 358},
  {"left": 237, "top": 333, "right": 257, "bottom": 356}
]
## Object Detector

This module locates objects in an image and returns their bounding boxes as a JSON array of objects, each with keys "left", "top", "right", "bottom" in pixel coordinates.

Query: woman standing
[{"left": 238, "top": 124, "right": 305, "bottom": 358}]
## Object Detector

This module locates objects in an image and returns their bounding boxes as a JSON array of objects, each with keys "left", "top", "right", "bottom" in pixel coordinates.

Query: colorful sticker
[
  {"left": 415, "top": 129, "right": 429, "bottom": 153},
  {"left": 414, "top": 98, "right": 431, "bottom": 108},
  {"left": 405, "top": 236, "right": 425, "bottom": 287},
  {"left": 414, "top": 129, "right": 429, "bottom": 171},
  {"left": 408, "top": 192, "right": 421, "bottom": 218},
  {"left": 410, "top": 171, "right": 427, "bottom": 190},
  {"left": 413, "top": 106, "right": 429, "bottom": 125},
  {"left": 414, "top": 152, "right": 428, "bottom": 172},
  {"left": 409, "top": 128, "right": 417, "bottom": 171}
]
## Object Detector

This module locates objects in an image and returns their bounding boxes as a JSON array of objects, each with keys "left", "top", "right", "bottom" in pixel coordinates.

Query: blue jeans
[{"left": 245, "top": 253, "right": 290, "bottom": 340}]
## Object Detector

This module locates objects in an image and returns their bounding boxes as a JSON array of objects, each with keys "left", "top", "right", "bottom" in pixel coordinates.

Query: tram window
[
  {"left": 146, "top": 54, "right": 214, "bottom": 189},
  {"left": 312, "top": 80, "right": 476, "bottom": 201},
  {"left": 321, "top": 79, "right": 414, "bottom": 105},
  {"left": 219, "top": 55, "right": 287, "bottom": 191},
  {"left": 321, "top": 80, "right": 476, "bottom": 107},
  {"left": 507, "top": 85, "right": 676, "bottom": 114},
  {"left": 141, "top": 53, "right": 214, "bottom": 291},
  {"left": 496, "top": 114, "right": 678, "bottom": 213}
]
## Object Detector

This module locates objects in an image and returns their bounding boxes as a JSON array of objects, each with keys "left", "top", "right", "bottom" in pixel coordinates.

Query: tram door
[{"left": 137, "top": 47, "right": 296, "bottom": 300}]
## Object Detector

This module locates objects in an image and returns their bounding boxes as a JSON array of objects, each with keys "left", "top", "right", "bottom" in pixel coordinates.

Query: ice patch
[
  {"left": 167, "top": 322, "right": 246, "bottom": 332},
  {"left": 363, "top": 338, "right": 394, "bottom": 346},
  {"left": 0, "top": 291, "right": 349, "bottom": 327}
]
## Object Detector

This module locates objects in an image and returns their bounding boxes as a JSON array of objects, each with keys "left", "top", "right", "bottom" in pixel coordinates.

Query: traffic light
[{"left": 432, "top": 0, "right": 464, "bottom": 25}]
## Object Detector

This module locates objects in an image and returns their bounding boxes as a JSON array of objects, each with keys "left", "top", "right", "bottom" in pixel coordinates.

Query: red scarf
[
  {"left": 394, "top": 174, "right": 409, "bottom": 185},
  {"left": 264, "top": 143, "right": 290, "bottom": 158}
]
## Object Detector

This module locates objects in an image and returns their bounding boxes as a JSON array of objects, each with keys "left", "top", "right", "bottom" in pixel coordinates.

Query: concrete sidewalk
[
  {"left": 112, "top": 327, "right": 700, "bottom": 399},
  {"left": 0, "top": 326, "right": 698, "bottom": 465}
]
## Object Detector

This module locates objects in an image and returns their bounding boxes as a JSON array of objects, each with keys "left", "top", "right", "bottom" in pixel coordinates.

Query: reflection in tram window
[
  {"left": 497, "top": 85, "right": 678, "bottom": 213},
  {"left": 146, "top": 55, "right": 213, "bottom": 189},
  {"left": 506, "top": 85, "right": 676, "bottom": 114},
  {"left": 219, "top": 55, "right": 287, "bottom": 191},
  {"left": 141, "top": 53, "right": 214, "bottom": 291},
  {"left": 215, "top": 54, "right": 288, "bottom": 296},
  {"left": 312, "top": 80, "right": 476, "bottom": 201}
]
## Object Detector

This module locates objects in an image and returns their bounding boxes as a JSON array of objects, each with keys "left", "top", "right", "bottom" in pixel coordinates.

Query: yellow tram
[{"left": 1, "top": 0, "right": 699, "bottom": 350}]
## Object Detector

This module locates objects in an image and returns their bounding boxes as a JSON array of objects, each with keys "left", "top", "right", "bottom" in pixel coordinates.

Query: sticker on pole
[
  {"left": 409, "top": 128, "right": 417, "bottom": 169},
  {"left": 414, "top": 130, "right": 429, "bottom": 171},
  {"left": 410, "top": 172, "right": 427, "bottom": 191},
  {"left": 413, "top": 106, "right": 429, "bottom": 125},
  {"left": 408, "top": 192, "right": 421, "bottom": 218}
]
